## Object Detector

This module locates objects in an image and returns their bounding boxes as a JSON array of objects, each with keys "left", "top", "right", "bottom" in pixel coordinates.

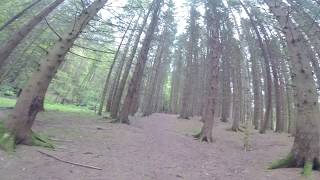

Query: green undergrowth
[
  {"left": 269, "top": 154, "right": 314, "bottom": 179},
  {"left": 0, "top": 121, "right": 15, "bottom": 152},
  {"left": 31, "top": 131, "right": 54, "bottom": 149},
  {"left": 0, "top": 97, "right": 93, "bottom": 114},
  {"left": 302, "top": 161, "right": 313, "bottom": 178},
  {"left": 269, "top": 153, "right": 294, "bottom": 169}
]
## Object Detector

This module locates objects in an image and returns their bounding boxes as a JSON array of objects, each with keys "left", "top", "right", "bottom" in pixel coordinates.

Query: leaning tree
[{"left": 0, "top": 0, "right": 109, "bottom": 151}]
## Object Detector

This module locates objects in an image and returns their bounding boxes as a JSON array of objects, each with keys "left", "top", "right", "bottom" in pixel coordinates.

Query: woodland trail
[{"left": 0, "top": 111, "right": 319, "bottom": 180}]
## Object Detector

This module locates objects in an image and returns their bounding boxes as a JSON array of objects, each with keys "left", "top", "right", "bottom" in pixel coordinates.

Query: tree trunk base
[
  {"left": 0, "top": 123, "right": 53, "bottom": 152},
  {"left": 269, "top": 153, "right": 320, "bottom": 177},
  {"left": 193, "top": 130, "right": 213, "bottom": 143},
  {"left": 28, "top": 131, "right": 54, "bottom": 149},
  {"left": 229, "top": 127, "right": 245, "bottom": 132},
  {"left": 178, "top": 115, "right": 190, "bottom": 120}
]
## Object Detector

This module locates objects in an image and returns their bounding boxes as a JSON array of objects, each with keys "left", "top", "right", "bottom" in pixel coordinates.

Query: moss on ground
[
  {"left": 302, "top": 161, "right": 313, "bottom": 178},
  {"left": 0, "top": 122, "right": 15, "bottom": 152},
  {"left": 269, "top": 153, "right": 294, "bottom": 169},
  {"left": 31, "top": 131, "right": 54, "bottom": 149}
]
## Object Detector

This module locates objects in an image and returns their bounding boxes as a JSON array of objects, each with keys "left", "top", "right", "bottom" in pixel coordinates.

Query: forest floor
[{"left": 0, "top": 110, "right": 320, "bottom": 180}]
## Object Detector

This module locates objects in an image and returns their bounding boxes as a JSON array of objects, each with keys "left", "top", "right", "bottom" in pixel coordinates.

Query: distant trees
[
  {"left": 1, "top": 1, "right": 320, "bottom": 176},
  {"left": 0, "top": 0, "right": 109, "bottom": 151},
  {"left": 117, "top": 0, "right": 163, "bottom": 124},
  {"left": 0, "top": 0, "right": 64, "bottom": 68}
]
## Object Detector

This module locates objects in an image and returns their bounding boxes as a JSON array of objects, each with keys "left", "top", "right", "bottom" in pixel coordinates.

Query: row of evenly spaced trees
[{"left": 0, "top": 0, "right": 320, "bottom": 176}]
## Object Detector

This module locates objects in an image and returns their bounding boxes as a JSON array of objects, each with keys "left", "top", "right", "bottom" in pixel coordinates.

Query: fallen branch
[
  {"left": 37, "top": 150, "right": 102, "bottom": 170},
  {"left": 48, "top": 137, "right": 73, "bottom": 142}
]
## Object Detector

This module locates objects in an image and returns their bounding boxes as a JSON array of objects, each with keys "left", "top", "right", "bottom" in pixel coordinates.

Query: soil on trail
[{"left": 0, "top": 111, "right": 319, "bottom": 180}]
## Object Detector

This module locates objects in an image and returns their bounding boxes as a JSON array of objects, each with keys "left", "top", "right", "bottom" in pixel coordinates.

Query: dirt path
[{"left": 0, "top": 112, "right": 319, "bottom": 180}]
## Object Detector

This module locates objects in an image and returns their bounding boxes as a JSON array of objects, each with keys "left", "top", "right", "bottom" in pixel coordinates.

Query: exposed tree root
[
  {"left": 178, "top": 116, "right": 189, "bottom": 120},
  {"left": 269, "top": 153, "right": 294, "bottom": 169},
  {"left": 30, "top": 131, "right": 54, "bottom": 149},
  {"left": 0, "top": 124, "right": 54, "bottom": 152},
  {"left": 192, "top": 132, "right": 201, "bottom": 139},
  {"left": 200, "top": 135, "right": 213, "bottom": 143},
  {"left": 269, "top": 153, "right": 319, "bottom": 178},
  {"left": 110, "top": 119, "right": 120, "bottom": 123},
  {"left": 0, "top": 122, "right": 15, "bottom": 152},
  {"left": 231, "top": 127, "right": 245, "bottom": 132}
]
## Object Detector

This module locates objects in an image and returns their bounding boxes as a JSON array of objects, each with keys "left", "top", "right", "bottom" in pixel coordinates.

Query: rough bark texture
[
  {"left": 0, "top": 0, "right": 64, "bottom": 68},
  {"left": 231, "top": 43, "right": 242, "bottom": 131},
  {"left": 117, "top": 0, "right": 162, "bottom": 124},
  {"left": 0, "top": 0, "right": 108, "bottom": 148},
  {"left": 265, "top": 0, "right": 320, "bottom": 173},
  {"left": 196, "top": 0, "right": 221, "bottom": 142}
]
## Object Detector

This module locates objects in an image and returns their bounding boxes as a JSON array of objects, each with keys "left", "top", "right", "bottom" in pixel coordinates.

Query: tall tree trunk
[
  {"left": 239, "top": 1, "right": 273, "bottom": 134},
  {"left": 179, "top": 3, "right": 197, "bottom": 119},
  {"left": 196, "top": 0, "right": 221, "bottom": 142},
  {"left": 117, "top": 0, "right": 162, "bottom": 124},
  {"left": 170, "top": 49, "right": 183, "bottom": 114},
  {"left": 107, "top": 14, "right": 141, "bottom": 113},
  {"left": 243, "top": 21, "right": 262, "bottom": 130},
  {"left": 110, "top": 4, "right": 153, "bottom": 119},
  {"left": 231, "top": 44, "right": 242, "bottom": 131},
  {"left": 265, "top": 0, "right": 320, "bottom": 174},
  {"left": 0, "top": 0, "right": 108, "bottom": 150},
  {"left": 97, "top": 17, "right": 133, "bottom": 115},
  {"left": 0, "top": 0, "right": 64, "bottom": 67}
]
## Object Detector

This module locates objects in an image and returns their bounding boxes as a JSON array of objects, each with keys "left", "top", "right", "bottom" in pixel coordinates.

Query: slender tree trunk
[
  {"left": 179, "top": 3, "right": 197, "bottom": 119},
  {"left": 239, "top": 1, "right": 273, "bottom": 134},
  {"left": 107, "top": 14, "right": 141, "bottom": 113},
  {"left": 231, "top": 45, "right": 242, "bottom": 131},
  {"left": 110, "top": 5, "right": 152, "bottom": 119},
  {"left": 196, "top": 0, "right": 221, "bottom": 142},
  {"left": 117, "top": 0, "right": 162, "bottom": 124},
  {"left": 0, "top": 0, "right": 64, "bottom": 67},
  {"left": 97, "top": 17, "right": 133, "bottom": 115},
  {"left": 0, "top": 0, "right": 108, "bottom": 149},
  {"left": 243, "top": 22, "right": 263, "bottom": 130}
]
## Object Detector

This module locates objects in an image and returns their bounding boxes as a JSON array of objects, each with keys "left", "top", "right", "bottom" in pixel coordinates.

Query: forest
[{"left": 0, "top": 0, "right": 320, "bottom": 179}]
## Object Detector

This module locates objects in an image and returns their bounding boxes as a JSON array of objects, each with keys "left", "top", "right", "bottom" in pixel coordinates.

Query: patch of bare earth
[{"left": 0, "top": 111, "right": 319, "bottom": 180}]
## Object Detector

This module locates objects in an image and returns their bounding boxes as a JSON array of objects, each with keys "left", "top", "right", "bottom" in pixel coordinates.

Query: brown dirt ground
[{"left": 0, "top": 110, "right": 319, "bottom": 180}]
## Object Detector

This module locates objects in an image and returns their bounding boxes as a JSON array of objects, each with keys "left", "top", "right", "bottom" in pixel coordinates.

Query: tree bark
[
  {"left": 1, "top": 0, "right": 108, "bottom": 146},
  {"left": 179, "top": 2, "right": 197, "bottom": 119},
  {"left": 117, "top": 0, "right": 162, "bottom": 124},
  {"left": 265, "top": 0, "right": 320, "bottom": 172},
  {"left": 239, "top": 1, "right": 273, "bottom": 134},
  {"left": 97, "top": 17, "right": 133, "bottom": 115},
  {"left": 107, "top": 14, "right": 141, "bottom": 114},
  {"left": 110, "top": 4, "right": 153, "bottom": 119},
  {"left": 196, "top": 0, "right": 221, "bottom": 142}
]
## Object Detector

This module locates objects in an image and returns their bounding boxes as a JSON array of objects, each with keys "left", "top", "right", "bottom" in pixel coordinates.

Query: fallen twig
[
  {"left": 49, "top": 138, "right": 73, "bottom": 142},
  {"left": 37, "top": 150, "right": 102, "bottom": 170}
]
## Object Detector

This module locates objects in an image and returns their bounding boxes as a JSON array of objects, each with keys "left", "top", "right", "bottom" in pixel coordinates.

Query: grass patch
[
  {"left": 0, "top": 97, "right": 93, "bottom": 114},
  {"left": 0, "top": 97, "right": 16, "bottom": 107}
]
